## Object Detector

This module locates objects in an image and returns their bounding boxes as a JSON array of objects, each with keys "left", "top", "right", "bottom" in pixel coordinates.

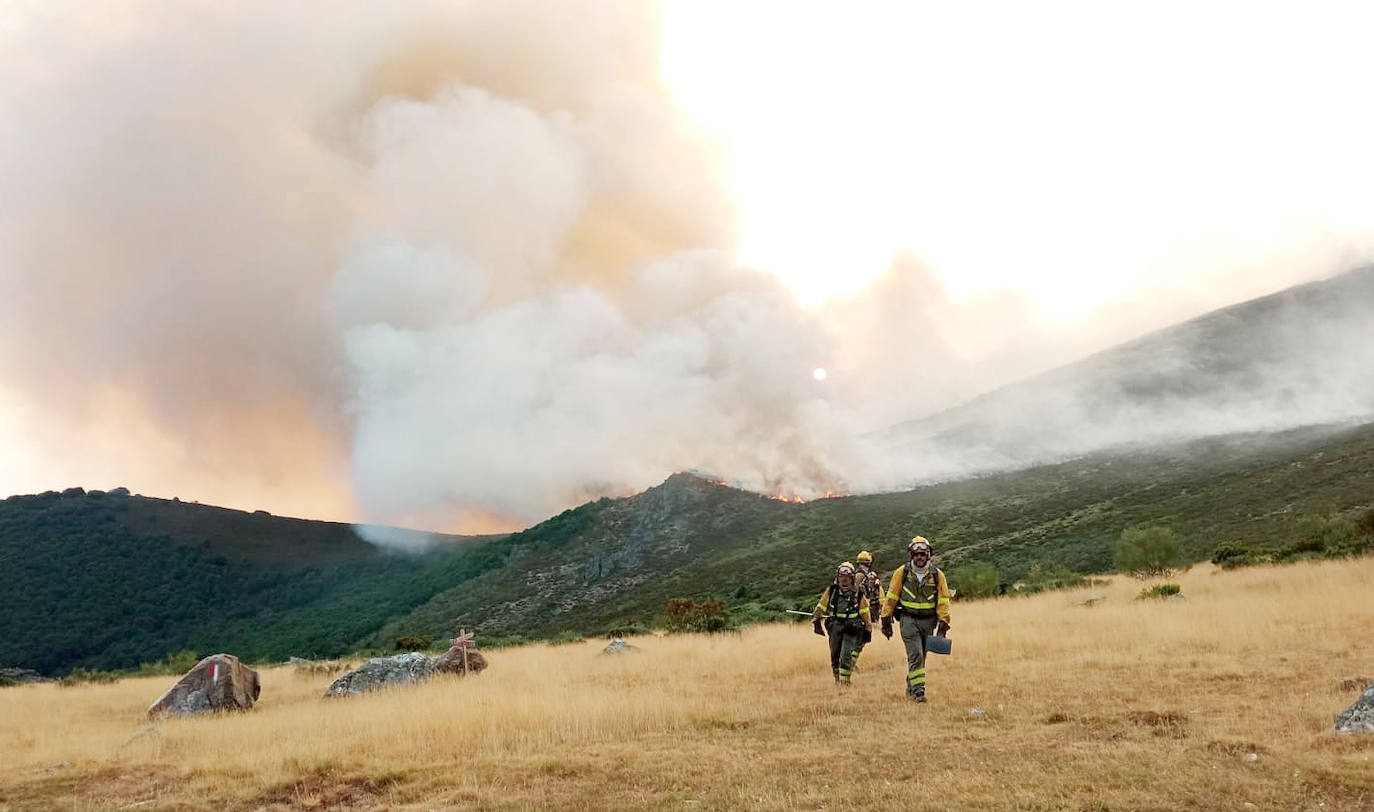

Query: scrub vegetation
[
  {"left": 4, "top": 421, "right": 1374, "bottom": 676},
  {"left": 2, "top": 557, "right": 1371, "bottom": 810}
]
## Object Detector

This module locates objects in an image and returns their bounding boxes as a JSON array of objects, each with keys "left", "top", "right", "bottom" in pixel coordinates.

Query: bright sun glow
[
  {"left": 812, "top": 367, "right": 827, "bottom": 382},
  {"left": 660, "top": 1, "right": 1374, "bottom": 318}
]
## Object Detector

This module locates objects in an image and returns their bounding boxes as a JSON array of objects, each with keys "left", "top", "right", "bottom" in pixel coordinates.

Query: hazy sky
[
  {"left": 1, "top": 0, "right": 1371, "bottom": 535},
  {"left": 661, "top": 1, "right": 1374, "bottom": 313}
]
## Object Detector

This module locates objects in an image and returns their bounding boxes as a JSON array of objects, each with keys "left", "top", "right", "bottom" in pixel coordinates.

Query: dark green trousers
[
  {"left": 827, "top": 622, "right": 862, "bottom": 684},
  {"left": 899, "top": 615, "right": 938, "bottom": 696}
]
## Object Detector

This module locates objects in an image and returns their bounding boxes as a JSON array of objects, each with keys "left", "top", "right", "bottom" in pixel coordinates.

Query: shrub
[
  {"left": 1017, "top": 563, "right": 1085, "bottom": 594},
  {"left": 1355, "top": 506, "right": 1374, "bottom": 537},
  {"left": 475, "top": 634, "right": 527, "bottom": 650},
  {"left": 136, "top": 649, "right": 200, "bottom": 676},
  {"left": 394, "top": 635, "right": 432, "bottom": 652},
  {"left": 665, "top": 598, "right": 730, "bottom": 633},
  {"left": 547, "top": 630, "right": 585, "bottom": 646},
  {"left": 953, "top": 561, "right": 1000, "bottom": 599},
  {"left": 1137, "top": 583, "right": 1182, "bottom": 600},
  {"left": 1211, "top": 539, "right": 1264, "bottom": 569},
  {"left": 60, "top": 668, "right": 119, "bottom": 686},
  {"left": 1114, "top": 526, "right": 1184, "bottom": 578}
]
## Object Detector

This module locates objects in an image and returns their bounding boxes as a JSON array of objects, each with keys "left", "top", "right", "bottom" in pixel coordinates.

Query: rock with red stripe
[{"left": 147, "top": 653, "right": 261, "bottom": 718}]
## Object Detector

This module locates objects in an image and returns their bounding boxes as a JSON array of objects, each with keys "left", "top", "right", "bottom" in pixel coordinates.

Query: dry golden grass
[{"left": 3, "top": 557, "right": 1373, "bottom": 810}]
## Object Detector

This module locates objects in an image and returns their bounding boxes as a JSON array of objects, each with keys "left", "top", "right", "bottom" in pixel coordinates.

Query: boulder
[
  {"left": 0, "top": 666, "right": 51, "bottom": 686},
  {"left": 324, "top": 652, "right": 435, "bottom": 697},
  {"left": 433, "top": 645, "right": 488, "bottom": 675},
  {"left": 601, "top": 638, "right": 639, "bottom": 655},
  {"left": 148, "top": 654, "right": 260, "bottom": 718},
  {"left": 1335, "top": 683, "right": 1374, "bottom": 733}
]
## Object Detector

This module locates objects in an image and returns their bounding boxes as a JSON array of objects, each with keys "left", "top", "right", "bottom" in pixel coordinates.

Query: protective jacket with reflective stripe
[
  {"left": 857, "top": 566, "right": 884, "bottom": 620},
  {"left": 814, "top": 585, "right": 872, "bottom": 631},
  {"left": 879, "top": 565, "right": 951, "bottom": 623}
]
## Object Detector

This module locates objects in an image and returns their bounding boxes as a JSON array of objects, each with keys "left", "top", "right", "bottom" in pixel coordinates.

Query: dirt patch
[
  {"left": 1205, "top": 740, "right": 1268, "bottom": 758},
  {"left": 1127, "top": 710, "right": 1188, "bottom": 738},
  {"left": 0, "top": 765, "right": 179, "bottom": 810},
  {"left": 1336, "top": 676, "right": 1371, "bottom": 693},
  {"left": 1044, "top": 712, "right": 1070, "bottom": 724},
  {"left": 250, "top": 774, "right": 400, "bottom": 810}
]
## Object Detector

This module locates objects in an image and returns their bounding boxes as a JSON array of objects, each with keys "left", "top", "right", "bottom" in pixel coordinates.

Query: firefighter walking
[
  {"left": 879, "top": 537, "right": 951, "bottom": 702},
  {"left": 852, "top": 550, "right": 883, "bottom": 666},
  {"left": 812, "top": 562, "right": 872, "bottom": 685}
]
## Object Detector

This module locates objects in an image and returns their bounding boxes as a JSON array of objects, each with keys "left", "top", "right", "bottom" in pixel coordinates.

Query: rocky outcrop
[
  {"left": 148, "top": 654, "right": 260, "bottom": 718},
  {"left": 324, "top": 652, "right": 436, "bottom": 697},
  {"left": 325, "top": 643, "right": 488, "bottom": 697},
  {"left": 601, "top": 638, "right": 638, "bottom": 655},
  {"left": 1335, "top": 683, "right": 1374, "bottom": 733},
  {"left": 0, "top": 667, "right": 50, "bottom": 685}
]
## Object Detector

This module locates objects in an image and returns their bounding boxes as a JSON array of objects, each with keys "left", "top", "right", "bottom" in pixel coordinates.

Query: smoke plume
[{"left": 2, "top": 1, "right": 1372, "bottom": 544}]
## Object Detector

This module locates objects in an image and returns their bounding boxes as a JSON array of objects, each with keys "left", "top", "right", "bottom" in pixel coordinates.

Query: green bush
[
  {"left": 475, "top": 634, "right": 527, "bottom": 650},
  {"left": 1355, "top": 506, "right": 1374, "bottom": 537},
  {"left": 60, "top": 668, "right": 119, "bottom": 686},
  {"left": 1114, "top": 526, "right": 1184, "bottom": 578},
  {"left": 953, "top": 561, "right": 1000, "bottom": 599},
  {"left": 394, "top": 635, "right": 432, "bottom": 652},
  {"left": 1136, "top": 583, "right": 1182, "bottom": 600},
  {"left": 664, "top": 598, "right": 730, "bottom": 633},
  {"left": 1016, "top": 563, "right": 1086, "bottom": 594},
  {"left": 1211, "top": 539, "right": 1265, "bottom": 569},
  {"left": 136, "top": 649, "right": 200, "bottom": 677},
  {"left": 547, "top": 630, "right": 585, "bottom": 646}
]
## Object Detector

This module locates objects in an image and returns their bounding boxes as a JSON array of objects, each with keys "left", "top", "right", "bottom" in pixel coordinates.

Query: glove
[
  {"left": 880, "top": 616, "right": 893, "bottom": 639},
  {"left": 862, "top": 628, "right": 872, "bottom": 644},
  {"left": 936, "top": 620, "right": 950, "bottom": 636},
  {"left": 813, "top": 618, "right": 825, "bottom": 636}
]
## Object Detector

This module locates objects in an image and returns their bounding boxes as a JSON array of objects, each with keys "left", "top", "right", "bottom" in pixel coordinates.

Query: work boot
[{"left": 914, "top": 687, "right": 927, "bottom": 703}]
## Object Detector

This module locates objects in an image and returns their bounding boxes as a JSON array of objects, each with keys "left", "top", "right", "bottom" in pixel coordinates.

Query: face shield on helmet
[{"left": 836, "top": 562, "right": 856, "bottom": 588}]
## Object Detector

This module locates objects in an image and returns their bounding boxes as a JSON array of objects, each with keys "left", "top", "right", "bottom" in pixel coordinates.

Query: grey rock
[
  {"left": 1335, "top": 683, "right": 1374, "bottom": 733},
  {"left": 602, "top": 639, "right": 639, "bottom": 655},
  {"left": 324, "top": 652, "right": 435, "bottom": 697},
  {"left": 0, "top": 667, "right": 51, "bottom": 685},
  {"left": 147, "top": 654, "right": 260, "bottom": 718}
]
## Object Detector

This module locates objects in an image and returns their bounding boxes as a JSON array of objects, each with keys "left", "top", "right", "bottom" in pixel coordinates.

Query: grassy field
[{"left": 2, "top": 558, "right": 1372, "bottom": 811}]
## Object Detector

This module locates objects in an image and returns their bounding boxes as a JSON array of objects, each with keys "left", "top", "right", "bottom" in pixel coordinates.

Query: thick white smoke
[
  {"left": 2, "top": 1, "right": 1372, "bottom": 545},
  {"left": 0, "top": 0, "right": 862, "bottom": 539}
]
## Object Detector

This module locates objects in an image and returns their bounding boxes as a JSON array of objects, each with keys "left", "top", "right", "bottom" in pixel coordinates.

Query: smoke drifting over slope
[
  {"left": 0, "top": 1, "right": 860, "bottom": 535},
  {"left": 2, "top": 1, "right": 1372, "bottom": 542}
]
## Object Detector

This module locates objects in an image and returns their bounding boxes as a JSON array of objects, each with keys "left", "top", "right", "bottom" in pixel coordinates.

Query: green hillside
[
  {"left": 0, "top": 490, "right": 505, "bottom": 674},
  {"left": 371, "top": 420, "right": 1374, "bottom": 642},
  {"left": 3, "top": 420, "right": 1371, "bottom": 675}
]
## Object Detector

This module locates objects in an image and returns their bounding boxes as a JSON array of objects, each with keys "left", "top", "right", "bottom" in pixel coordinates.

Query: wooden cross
[{"left": 451, "top": 629, "right": 474, "bottom": 673}]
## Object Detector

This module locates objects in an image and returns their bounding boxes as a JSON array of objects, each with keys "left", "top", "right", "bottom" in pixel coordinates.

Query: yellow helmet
[
  {"left": 856, "top": 550, "right": 873, "bottom": 564},
  {"left": 837, "top": 561, "right": 856, "bottom": 576},
  {"left": 909, "top": 536, "right": 932, "bottom": 555}
]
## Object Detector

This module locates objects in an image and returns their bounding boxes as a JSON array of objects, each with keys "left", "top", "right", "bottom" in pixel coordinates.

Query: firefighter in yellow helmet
[
  {"left": 813, "top": 561, "right": 872, "bottom": 685},
  {"left": 854, "top": 550, "right": 883, "bottom": 624},
  {"left": 879, "top": 537, "right": 951, "bottom": 702},
  {"left": 850, "top": 549, "right": 883, "bottom": 667}
]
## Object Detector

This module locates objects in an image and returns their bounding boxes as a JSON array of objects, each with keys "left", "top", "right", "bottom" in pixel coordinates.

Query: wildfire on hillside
[{"left": 694, "top": 475, "right": 849, "bottom": 503}]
